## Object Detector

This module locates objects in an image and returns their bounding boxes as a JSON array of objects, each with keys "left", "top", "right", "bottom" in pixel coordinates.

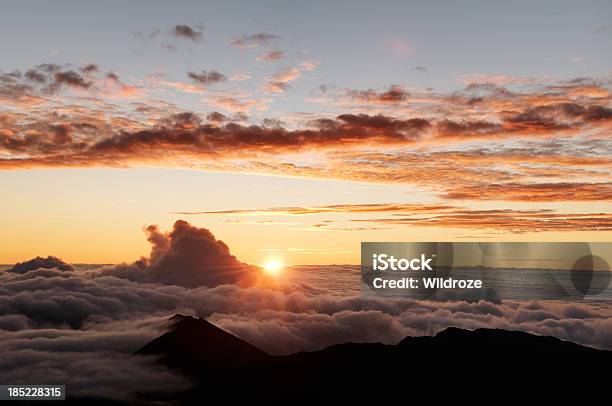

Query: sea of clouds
[{"left": 1, "top": 220, "right": 611, "bottom": 400}]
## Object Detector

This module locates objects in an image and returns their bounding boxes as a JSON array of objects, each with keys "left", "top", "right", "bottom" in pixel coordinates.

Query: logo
[{"left": 372, "top": 253, "right": 434, "bottom": 271}]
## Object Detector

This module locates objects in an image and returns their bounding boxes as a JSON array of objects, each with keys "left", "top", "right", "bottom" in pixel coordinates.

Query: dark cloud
[
  {"left": 187, "top": 70, "right": 226, "bottom": 85},
  {"left": 24, "top": 69, "right": 46, "bottom": 83},
  {"left": 205, "top": 111, "right": 248, "bottom": 124},
  {"left": 37, "top": 63, "right": 61, "bottom": 73},
  {"left": 173, "top": 24, "right": 203, "bottom": 41},
  {"left": 332, "top": 113, "right": 430, "bottom": 136},
  {"left": 8, "top": 255, "right": 74, "bottom": 274},
  {"left": 72, "top": 113, "right": 432, "bottom": 158},
  {"left": 0, "top": 71, "right": 38, "bottom": 103},
  {"left": 583, "top": 105, "right": 612, "bottom": 121},
  {"left": 318, "top": 83, "right": 334, "bottom": 93},
  {"left": 464, "top": 82, "right": 513, "bottom": 96},
  {"left": 49, "top": 123, "right": 72, "bottom": 144},
  {"left": 503, "top": 102, "right": 589, "bottom": 131},
  {"left": 262, "top": 118, "right": 283, "bottom": 127},
  {"left": 80, "top": 64, "right": 99, "bottom": 74},
  {"left": 443, "top": 82, "right": 514, "bottom": 106},
  {"left": 48, "top": 70, "right": 93, "bottom": 93},
  {"left": 2, "top": 63, "right": 130, "bottom": 102},
  {"left": 105, "top": 72, "right": 120, "bottom": 82},
  {"left": 348, "top": 85, "right": 409, "bottom": 104},
  {"left": 437, "top": 119, "right": 501, "bottom": 137},
  {"left": 206, "top": 111, "right": 227, "bottom": 122},
  {"left": 159, "top": 111, "right": 202, "bottom": 129},
  {"left": 0, "top": 314, "right": 29, "bottom": 331},
  {"left": 232, "top": 112, "right": 249, "bottom": 121}
]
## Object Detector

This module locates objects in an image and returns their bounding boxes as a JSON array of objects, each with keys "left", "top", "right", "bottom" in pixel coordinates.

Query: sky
[{"left": 0, "top": 0, "right": 611, "bottom": 264}]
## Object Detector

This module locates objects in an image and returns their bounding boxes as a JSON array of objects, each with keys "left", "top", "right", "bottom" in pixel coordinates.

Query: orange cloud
[
  {"left": 257, "top": 50, "right": 286, "bottom": 62},
  {"left": 264, "top": 67, "right": 301, "bottom": 93},
  {"left": 1, "top": 67, "right": 611, "bottom": 205},
  {"left": 353, "top": 210, "right": 612, "bottom": 233},
  {"left": 442, "top": 182, "right": 612, "bottom": 201},
  {"left": 174, "top": 203, "right": 612, "bottom": 233},
  {"left": 175, "top": 203, "right": 456, "bottom": 216}
]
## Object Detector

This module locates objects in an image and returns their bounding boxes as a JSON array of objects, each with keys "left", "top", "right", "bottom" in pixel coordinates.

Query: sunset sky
[{"left": 1, "top": 0, "right": 611, "bottom": 265}]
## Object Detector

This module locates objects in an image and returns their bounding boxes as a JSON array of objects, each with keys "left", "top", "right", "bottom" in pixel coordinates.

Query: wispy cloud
[
  {"left": 184, "top": 203, "right": 612, "bottom": 233},
  {"left": 230, "top": 32, "right": 280, "bottom": 49},
  {"left": 174, "top": 203, "right": 455, "bottom": 216},
  {"left": 264, "top": 67, "right": 301, "bottom": 93},
  {"left": 593, "top": 24, "right": 612, "bottom": 34},
  {"left": 409, "top": 66, "right": 428, "bottom": 73},
  {"left": 257, "top": 50, "right": 286, "bottom": 62}
]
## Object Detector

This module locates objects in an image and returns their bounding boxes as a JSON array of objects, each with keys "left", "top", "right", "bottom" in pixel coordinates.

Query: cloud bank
[
  {"left": 1, "top": 66, "right": 610, "bottom": 207},
  {"left": 1, "top": 220, "right": 611, "bottom": 401}
]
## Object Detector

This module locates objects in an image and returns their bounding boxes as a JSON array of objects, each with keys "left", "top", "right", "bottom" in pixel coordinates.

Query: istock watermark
[{"left": 361, "top": 242, "right": 612, "bottom": 302}]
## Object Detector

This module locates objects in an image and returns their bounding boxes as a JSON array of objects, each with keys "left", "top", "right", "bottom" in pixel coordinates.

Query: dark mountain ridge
[
  {"left": 136, "top": 314, "right": 612, "bottom": 402},
  {"left": 138, "top": 314, "right": 269, "bottom": 373}
]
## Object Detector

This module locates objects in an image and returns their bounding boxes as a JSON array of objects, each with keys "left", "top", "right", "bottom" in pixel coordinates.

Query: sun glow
[{"left": 263, "top": 259, "right": 284, "bottom": 276}]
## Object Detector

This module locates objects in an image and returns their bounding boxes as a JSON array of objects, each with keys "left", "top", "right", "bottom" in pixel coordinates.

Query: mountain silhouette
[
  {"left": 138, "top": 314, "right": 269, "bottom": 375},
  {"left": 136, "top": 314, "right": 611, "bottom": 402}
]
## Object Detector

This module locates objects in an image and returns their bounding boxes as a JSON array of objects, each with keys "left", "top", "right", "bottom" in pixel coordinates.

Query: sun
[{"left": 263, "top": 259, "right": 284, "bottom": 276}]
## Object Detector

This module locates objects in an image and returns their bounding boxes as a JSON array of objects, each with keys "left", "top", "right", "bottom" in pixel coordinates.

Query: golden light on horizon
[{"left": 262, "top": 259, "right": 284, "bottom": 276}]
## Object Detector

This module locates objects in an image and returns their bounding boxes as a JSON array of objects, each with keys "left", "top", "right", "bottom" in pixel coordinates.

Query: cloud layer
[
  {"left": 1, "top": 64, "right": 610, "bottom": 209},
  {"left": 1, "top": 220, "right": 611, "bottom": 400}
]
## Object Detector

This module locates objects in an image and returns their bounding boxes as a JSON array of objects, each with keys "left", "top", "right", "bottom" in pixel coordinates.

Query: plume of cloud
[{"left": 102, "top": 220, "right": 260, "bottom": 288}]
